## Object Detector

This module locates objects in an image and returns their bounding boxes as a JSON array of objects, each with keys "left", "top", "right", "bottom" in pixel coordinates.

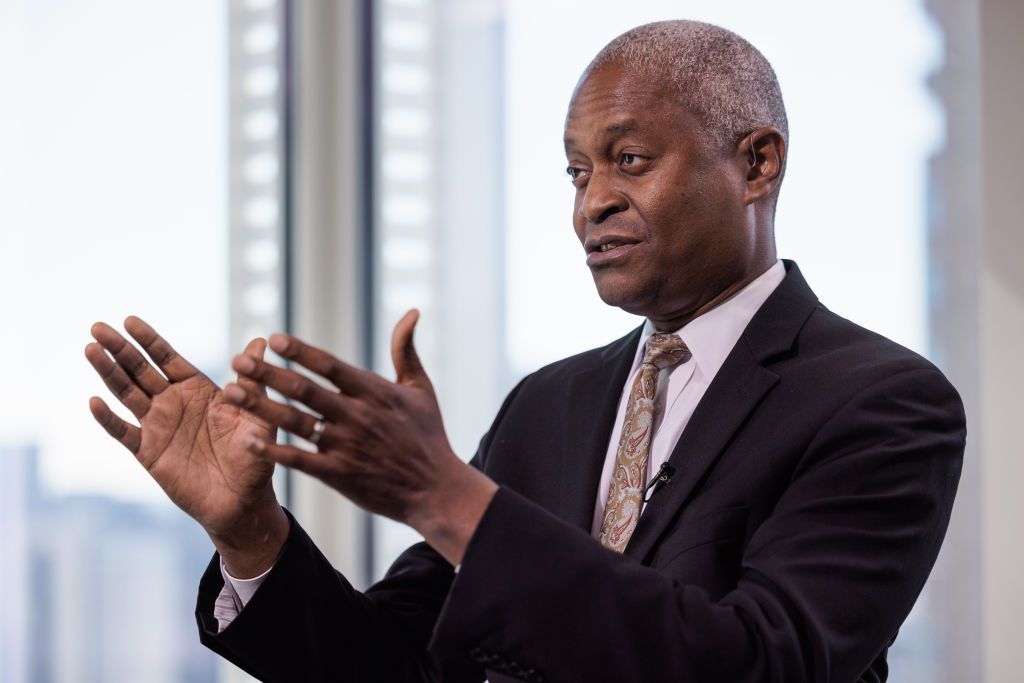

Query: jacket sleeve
[
  {"left": 194, "top": 376, "right": 531, "bottom": 683},
  {"left": 196, "top": 513, "right": 460, "bottom": 682},
  {"left": 429, "top": 367, "right": 966, "bottom": 682}
]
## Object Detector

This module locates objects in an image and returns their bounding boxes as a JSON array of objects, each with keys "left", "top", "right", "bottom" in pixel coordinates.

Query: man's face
[{"left": 564, "top": 62, "right": 756, "bottom": 324}]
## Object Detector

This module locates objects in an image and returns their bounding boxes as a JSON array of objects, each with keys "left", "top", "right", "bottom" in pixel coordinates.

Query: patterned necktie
[{"left": 599, "top": 333, "right": 691, "bottom": 552}]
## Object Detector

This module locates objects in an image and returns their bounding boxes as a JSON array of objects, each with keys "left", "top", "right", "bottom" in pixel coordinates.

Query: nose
[{"left": 577, "top": 169, "right": 627, "bottom": 224}]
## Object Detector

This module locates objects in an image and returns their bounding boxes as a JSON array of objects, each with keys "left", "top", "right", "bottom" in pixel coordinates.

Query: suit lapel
[
  {"left": 623, "top": 261, "right": 819, "bottom": 562},
  {"left": 558, "top": 327, "right": 642, "bottom": 531},
  {"left": 622, "top": 346, "right": 778, "bottom": 561}
]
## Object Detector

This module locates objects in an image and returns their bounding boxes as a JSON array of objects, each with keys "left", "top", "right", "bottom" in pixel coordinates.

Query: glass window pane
[{"left": 1, "top": 1, "right": 286, "bottom": 680}]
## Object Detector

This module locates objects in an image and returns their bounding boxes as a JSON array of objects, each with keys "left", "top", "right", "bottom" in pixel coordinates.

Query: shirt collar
[{"left": 633, "top": 260, "right": 786, "bottom": 378}]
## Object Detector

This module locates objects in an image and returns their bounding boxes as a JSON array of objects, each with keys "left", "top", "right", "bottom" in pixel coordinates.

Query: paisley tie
[{"left": 599, "top": 333, "right": 690, "bottom": 552}]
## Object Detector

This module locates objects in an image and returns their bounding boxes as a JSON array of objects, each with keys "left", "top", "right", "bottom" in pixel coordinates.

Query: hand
[
  {"left": 222, "top": 310, "right": 498, "bottom": 565},
  {"left": 85, "top": 317, "right": 289, "bottom": 576}
]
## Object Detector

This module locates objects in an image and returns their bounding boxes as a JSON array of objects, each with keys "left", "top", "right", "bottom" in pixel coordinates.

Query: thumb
[
  {"left": 391, "top": 309, "right": 428, "bottom": 387},
  {"left": 237, "top": 337, "right": 268, "bottom": 397}
]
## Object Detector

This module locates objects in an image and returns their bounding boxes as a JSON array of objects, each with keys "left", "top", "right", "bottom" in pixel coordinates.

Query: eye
[
  {"left": 617, "top": 151, "right": 650, "bottom": 175},
  {"left": 566, "top": 166, "right": 588, "bottom": 183}
]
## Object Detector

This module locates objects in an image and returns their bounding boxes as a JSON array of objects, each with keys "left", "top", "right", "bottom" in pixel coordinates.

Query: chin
[{"left": 591, "top": 275, "right": 651, "bottom": 316}]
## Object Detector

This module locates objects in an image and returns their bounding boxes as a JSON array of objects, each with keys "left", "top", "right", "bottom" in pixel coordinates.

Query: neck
[{"left": 648, "top": 259, "right": 777, "bottom": 333}]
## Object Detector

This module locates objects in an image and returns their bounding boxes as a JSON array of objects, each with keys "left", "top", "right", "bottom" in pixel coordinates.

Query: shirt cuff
[{"left": 220, "top": 559, "right": 274, "bottom": 607}]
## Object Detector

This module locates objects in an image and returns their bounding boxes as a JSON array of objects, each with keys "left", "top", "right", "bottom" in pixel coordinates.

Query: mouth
[{"left": 585, "top": 236, "right": 642, "bottom": 266}]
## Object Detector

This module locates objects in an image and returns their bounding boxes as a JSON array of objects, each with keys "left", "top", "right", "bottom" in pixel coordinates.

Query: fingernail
[
  {"left": 224, "top": 384, "right": 246, "bottom": 402},
  {"left": 234, "top": 355, "right": 256, "bottom": 373},
  {"left": 243, "top": 435, "right": 265, "bottom": 452},
  {"left": 268, "top": 334, "right": 289, "bottom": 354}
]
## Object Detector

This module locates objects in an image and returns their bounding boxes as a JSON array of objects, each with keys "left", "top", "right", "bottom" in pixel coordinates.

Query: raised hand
[
  {"left": 85, "top": 316, "right": 288, "bottom": 576},
  {"left": 222, "top": 310, "right": 498, "bottom": 565}
]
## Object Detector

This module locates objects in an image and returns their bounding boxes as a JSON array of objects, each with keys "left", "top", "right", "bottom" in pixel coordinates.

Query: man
[{"left": 86, "top": 20, "right": 964, "bottom": 682}]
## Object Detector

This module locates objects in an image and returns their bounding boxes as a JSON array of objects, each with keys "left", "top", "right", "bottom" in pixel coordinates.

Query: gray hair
[{"left": 586, "top": 20, "right": 789, "bottom": 150}]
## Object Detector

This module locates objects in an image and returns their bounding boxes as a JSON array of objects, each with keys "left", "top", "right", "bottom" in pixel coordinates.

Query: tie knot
[{"left": 642, "top": 333, "right": 690, "bottom": 370}]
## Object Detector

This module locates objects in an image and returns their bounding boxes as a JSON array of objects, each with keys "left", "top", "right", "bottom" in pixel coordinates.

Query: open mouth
[
  {"left": 586, "top": 239, "right": 641, "bottom": 266},
  {"left": 597, "top": 240, "right": 631, "bottom": 252}
]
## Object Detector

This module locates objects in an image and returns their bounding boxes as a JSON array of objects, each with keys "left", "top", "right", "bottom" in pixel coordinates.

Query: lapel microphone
[{"left": 642, "top": 462, "right": 676, "bottom": 503}]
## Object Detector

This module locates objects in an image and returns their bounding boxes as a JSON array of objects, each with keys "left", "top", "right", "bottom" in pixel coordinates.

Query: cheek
[
  {"left": 572, "top": 197, "right": 589, "bottom": 243},
  {"left": 637, "top": 188, "right": 697, "bottom": 249}
]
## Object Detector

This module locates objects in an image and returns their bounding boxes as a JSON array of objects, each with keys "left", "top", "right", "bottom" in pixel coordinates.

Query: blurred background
[{"left": 1, "top": 0, "right": 1020, "bottom": 681}]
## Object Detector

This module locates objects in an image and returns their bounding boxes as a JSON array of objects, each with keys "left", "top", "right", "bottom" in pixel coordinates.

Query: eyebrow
[
  {"left": 603, "top": 121, "right": 641, "bottom": 134},
  {"left": 564, "top": 120, "right": 644, "bottom": 152}
]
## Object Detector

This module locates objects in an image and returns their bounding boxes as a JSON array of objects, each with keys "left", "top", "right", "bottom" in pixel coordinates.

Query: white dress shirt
[
  {"left": 590, "top": 261, "right": 786, "bottom": 536},
  {"left": 213, "top": 560, "right": 272, "bottom": 632},
  {"left": 215, "top": 260, "right": 787, "bottom": 632}
]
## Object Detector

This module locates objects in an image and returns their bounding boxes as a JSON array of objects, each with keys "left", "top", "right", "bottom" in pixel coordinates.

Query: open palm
[{"left": 86, "top": 316, "right": 277, "bottom": 537}]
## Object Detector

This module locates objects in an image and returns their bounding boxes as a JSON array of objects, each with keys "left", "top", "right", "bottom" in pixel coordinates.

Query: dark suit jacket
[{"left": 196, "top": 261, "right": 965, "bottom": 682}]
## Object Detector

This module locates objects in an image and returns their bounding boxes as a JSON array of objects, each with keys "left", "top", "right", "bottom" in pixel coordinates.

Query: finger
[
  {"left": 89, "top": 396, "right": 142, "bottom": 454},
  {"left": 243, "top": 438, "right": 335, "bottom": 479},
  {"left": 267, "top": 333, "right": 378, "bottom": 396},
  {"left": 223, "top": 382, "right": 329, "bottom": 444},
  {"left": 231, "top": 353, "right": 348, "bottom": 419},
  {"left": 90, "top": 321, "right": 169, "bottom": 396},
  {"left": 85, "top": 342, "right": 152, "bottom": 419},
  {"left": 390, "top": 308, "right": 428, "bottom": 387},
  {"left": 236, "top": 338, "right": 269, "bottom": 398},
  {"left": 123, "top": 316, "right": 199, "bottom": 383}
]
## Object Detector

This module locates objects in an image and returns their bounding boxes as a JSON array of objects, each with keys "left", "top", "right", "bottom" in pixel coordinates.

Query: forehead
[{"left": 563, "top": 63, "right": 694, "bottom": 148}]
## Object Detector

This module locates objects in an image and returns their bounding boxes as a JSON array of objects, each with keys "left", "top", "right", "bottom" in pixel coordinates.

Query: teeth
[{"left": 600, "top": 242, "right": 621, "bottom": 252}]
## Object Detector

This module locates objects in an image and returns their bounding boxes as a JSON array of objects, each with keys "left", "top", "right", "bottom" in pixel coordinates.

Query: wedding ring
[{"left": 308, "top": 419, "right": 327, "bottom": 447}]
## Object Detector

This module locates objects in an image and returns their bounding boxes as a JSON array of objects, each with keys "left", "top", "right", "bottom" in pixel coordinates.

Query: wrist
[
  {"left": 410, "top": 462, "right": 498, "bottom": 566},
  {"left": 209, "top": 498, "right": 290, "bottom": 579}
]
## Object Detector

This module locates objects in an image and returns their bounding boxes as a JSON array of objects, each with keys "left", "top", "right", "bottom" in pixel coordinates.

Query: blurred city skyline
[{"left": 1, "top": 444, "right": 219, "bottom": 681}]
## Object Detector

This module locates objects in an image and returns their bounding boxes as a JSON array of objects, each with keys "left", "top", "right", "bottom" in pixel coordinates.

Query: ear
[{"left": 740, "top": 127, "right": 786, "bottom": 206}]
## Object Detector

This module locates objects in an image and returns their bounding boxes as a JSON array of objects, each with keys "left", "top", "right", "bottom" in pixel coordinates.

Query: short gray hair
[{"left": 586, "top": 20, "right": 789, "bottom": 150}]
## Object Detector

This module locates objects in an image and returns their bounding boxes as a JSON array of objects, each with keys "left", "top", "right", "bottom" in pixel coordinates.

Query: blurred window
[{"left": 0, "top": 1, "right": 288, "bottom": 681}]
